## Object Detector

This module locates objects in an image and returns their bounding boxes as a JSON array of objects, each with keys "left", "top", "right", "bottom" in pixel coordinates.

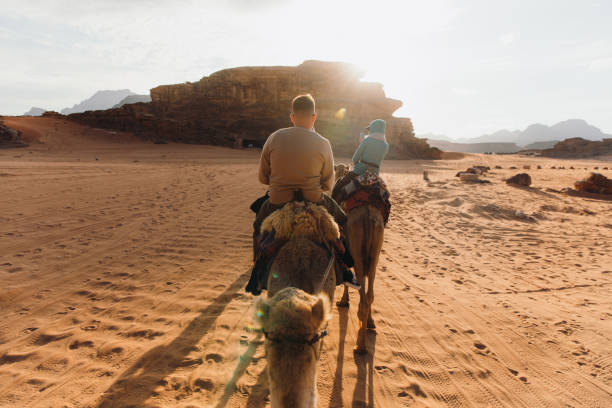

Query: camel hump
[{"left": 261, "top": 201, "right": 340, "bottom": 244}]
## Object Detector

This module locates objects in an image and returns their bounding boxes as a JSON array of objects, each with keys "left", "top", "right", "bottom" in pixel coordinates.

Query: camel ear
[
  {"left": 254, "top": 297, "right": 270, "bottom": 327},
  {"left": 311, "top": 295, "right": 330, "bottom": 330}
]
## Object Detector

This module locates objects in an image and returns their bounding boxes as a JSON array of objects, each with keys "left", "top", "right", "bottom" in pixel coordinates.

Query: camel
[
  {"left": 254, "top": 202, "right": 337, "bottom": 407},
  {"left": 334, "top": 164, "right": 385, "bottom": 354}
]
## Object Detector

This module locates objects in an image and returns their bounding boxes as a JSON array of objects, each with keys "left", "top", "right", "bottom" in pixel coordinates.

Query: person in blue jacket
[{"left": 353, "top": 119, "right": 389, "bottom": 176}]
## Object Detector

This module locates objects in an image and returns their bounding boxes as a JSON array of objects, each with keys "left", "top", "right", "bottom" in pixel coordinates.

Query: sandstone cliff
[
  {"left": 541, "top": 137, "right": 612, "bottom": 158},
  {"left": 68, "top": 61, "right": 441, "bottom": 159},
  {"left": 112, "top": 95, "right": 152, "bottom": 109}
]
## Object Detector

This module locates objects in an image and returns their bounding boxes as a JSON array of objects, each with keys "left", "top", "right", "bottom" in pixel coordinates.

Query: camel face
[
  {"left": 334, "top": 163, "right": 350, "bottom": 181},
  {"left": 255, "top": 288, "right": 330, "bottom": 408},
  {"left": 266, "top": 341, "right": 317, "bottom": 407}
]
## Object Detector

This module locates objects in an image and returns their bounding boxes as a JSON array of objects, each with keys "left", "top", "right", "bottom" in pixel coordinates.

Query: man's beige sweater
[{"left": 258, "top": 126, "right": 335, "bottom": 204}]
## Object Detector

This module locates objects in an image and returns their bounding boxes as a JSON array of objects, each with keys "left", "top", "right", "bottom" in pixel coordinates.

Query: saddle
[
  {"left": 246, "top": 196, "right": 345, "bottom": 295},
  {"left": 332, "top": 170, "right": 391, "bottom": 225}
]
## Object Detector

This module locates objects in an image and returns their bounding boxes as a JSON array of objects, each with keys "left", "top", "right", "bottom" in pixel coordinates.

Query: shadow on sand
[
  {"left": 215, "top": 333, "right": 265, "bottom": 408},
  {"left": 351, "top": 333, "right": 376, "bottom": 408},
  {"left": 95, "top": 271, "right": 250, "bottom": 408},
  {"left": 244, "top": 365, "right": 269, "bottom": 408},
  {"left": 506, "top": 183, "right": 562, "bottom": 199},
  {"left": 563, "top": 187, "right": 612, "bottom": 202},
  {"left": 328, "top": 305, "right": 349, "bottom": 407}
]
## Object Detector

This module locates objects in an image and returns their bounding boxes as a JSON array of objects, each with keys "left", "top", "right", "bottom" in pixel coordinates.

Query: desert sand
[{"left": 1, "top": 117, "right": 611, "bottom": 407}]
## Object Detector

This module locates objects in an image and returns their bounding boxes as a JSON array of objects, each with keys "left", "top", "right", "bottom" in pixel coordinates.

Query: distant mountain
[
  {"left": 548, "top": 119, "right": 608, "bottom": 143},
  {"left": 427, "top": 140, "right": 521, "bottom": 154},
  {"left": 417, "top": 133, "right": 454, "bottom": 142},
  {"left": 455, "top": 119, "right": 610, "bottom": 147},
  {"left": 426, "top": 119, "right": 612, "bottom": 150},
  {"left": 112, "top": 94, "right": 152, "bottom": 109},
  {"left": 456, "top": 129, "right": 522, "bottom": 145},
  {"left": 61, "top": 90, "right": 135, "bottom": 115},
  {"left": 23, "top": 107, "right": 45, "bottom": 116},
  {"left": 522, "top": 140, "right": 559, "bottom": 150}
]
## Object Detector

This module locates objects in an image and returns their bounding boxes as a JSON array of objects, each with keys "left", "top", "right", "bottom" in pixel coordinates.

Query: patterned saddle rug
[{"left": 332, "top": 170, "right": 391, "bottom": 225}]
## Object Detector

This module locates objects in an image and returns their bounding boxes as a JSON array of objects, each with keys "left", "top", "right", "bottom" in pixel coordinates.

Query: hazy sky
[{"left": 1, "top": 0, "right": 611, "bottom": 138}]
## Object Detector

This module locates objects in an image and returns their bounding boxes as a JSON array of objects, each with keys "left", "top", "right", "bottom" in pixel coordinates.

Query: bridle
[
  {"left": 263, "top": 328, "right": 328, "bottom": 346},
  {"left": 313, "top": 243, "right": 335, "bottom": 294},
  {"left": 263, "top": 328, "right": 328, "bottom": 359}
]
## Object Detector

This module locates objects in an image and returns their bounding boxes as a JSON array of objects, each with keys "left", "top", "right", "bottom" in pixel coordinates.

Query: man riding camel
[{"left": 246, "top": 94, "right": 359, "bottom": 294}]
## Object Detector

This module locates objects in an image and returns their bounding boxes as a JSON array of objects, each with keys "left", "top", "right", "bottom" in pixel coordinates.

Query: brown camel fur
[
  {"left": 254, "top": 202, "right": 337, "bottom": 407},
  {"left": 334, "top": 164, "right": 385, "bottom": 354}
]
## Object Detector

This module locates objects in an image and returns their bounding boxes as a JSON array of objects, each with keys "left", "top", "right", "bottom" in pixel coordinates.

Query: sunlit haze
[{"left": 1, "top": 0, "right": 611, "bottom": 138}]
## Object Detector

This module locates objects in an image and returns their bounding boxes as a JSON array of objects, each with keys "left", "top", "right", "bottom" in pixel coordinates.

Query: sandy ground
[{"left": 0, "top": 117, "right": 611, "bottom": 408}]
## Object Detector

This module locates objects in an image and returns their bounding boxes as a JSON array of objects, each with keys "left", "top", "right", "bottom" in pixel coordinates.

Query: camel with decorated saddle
[
  {"left": 253, "top": 201, "right": 339, "bottom": 407},
  {"left": 333, "top": 163, "right": 390, "bottom": 354}
]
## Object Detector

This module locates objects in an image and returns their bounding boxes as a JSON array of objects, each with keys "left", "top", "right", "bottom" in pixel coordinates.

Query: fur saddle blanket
[
  {"left": 246, "top": 202, "right": 342, "bottom": 295},
  {"left": 261, "top": 201, "right": 340, "bottom": 244},
  {"left": 332, "top": 170, "right": 391, "bottom": 225}
]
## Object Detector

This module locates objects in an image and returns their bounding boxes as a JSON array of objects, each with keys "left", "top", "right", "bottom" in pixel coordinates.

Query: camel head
[
  {"left": 255, "top": 287, "right": 330, "bottom": 408},
  {"left": 334, "top": 163, "right": 350, "bottom": 181}
]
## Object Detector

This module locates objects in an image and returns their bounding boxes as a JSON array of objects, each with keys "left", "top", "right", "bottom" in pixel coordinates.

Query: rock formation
[
  {"left": 112, "top": 95, "right": 152, "bottom": 109},
  {"left": 574, "top": 173, "right": 612, "bottom": 194},
  {"left": 41, "top": 111, "right": 63, "bottom": 118},
  {"left": 67, "top": 61, "right": 441, "bottom": 159},
  {"left": 455, "top": 166, "right": 489, "bottom": 177},
  {"left": 506, "top": 173, "right": 532, "bottom": 187},
  {"left": 541, "top": 137, "right": 612, "bottom": 158},
  {"left": 0, "top": 118, "right": 28, "bottom": 148}
]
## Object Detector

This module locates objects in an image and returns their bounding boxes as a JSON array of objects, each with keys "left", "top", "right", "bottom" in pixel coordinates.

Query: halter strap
[{"left": 263, "top": 329, "right": 328, "bottom": 346}]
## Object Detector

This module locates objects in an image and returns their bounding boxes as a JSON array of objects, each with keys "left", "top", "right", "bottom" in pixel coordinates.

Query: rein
[{"left": 313, "top": 243, "right": 335, "bottom": 295}]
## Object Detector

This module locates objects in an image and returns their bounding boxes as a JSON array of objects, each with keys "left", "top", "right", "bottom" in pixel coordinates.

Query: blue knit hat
[{"left": 367, "top": 119, "right": 386, "bottom": 134}]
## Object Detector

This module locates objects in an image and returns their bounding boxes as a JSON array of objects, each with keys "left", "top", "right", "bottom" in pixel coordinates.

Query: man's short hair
[{"left": 291, "top": 94, "right": 315, "bottom": 115}]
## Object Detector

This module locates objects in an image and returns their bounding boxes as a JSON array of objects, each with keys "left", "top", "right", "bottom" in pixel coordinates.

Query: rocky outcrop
[
  {"left": 41, "top": 111, "right": 64, "bottom": 119},
  {"left": 112, "top": 95, "right": 152, "bottom": 109},
  {"left": 455, "top": 166, "right": 489, "bottom": 177},
  {"left": 0, "top": 118, "right": 28, "bottom": 148},
  {"left": 506, "top": 173, "right": 531, "bottom": 187},
  {"left": 541, "top": 138, "right": 612, "bottom": 158},
  {"left": 574, "top": 173, "right": 612, "bottom": 194},
  {"left": 67, "top": 61, "right": 441, "bottom": 159}
]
